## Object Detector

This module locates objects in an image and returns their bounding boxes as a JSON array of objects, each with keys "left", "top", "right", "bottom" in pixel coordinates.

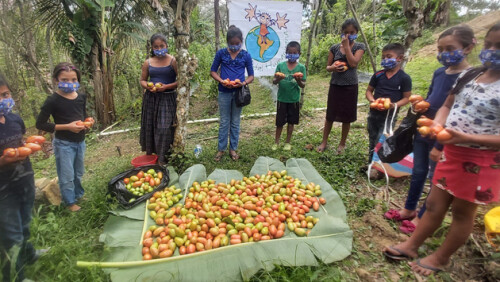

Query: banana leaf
[{"left": 79, "top": 158, "right": 352, "bottom": 281}]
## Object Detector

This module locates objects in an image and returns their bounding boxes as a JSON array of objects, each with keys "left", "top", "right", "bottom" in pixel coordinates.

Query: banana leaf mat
[{"left": 77, "top": 157, "right": 353, "bottom": 281}]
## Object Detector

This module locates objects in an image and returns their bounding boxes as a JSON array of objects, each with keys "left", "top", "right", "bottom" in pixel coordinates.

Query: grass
[{"left": 18, "top": 62, "right": 497, "bottom": 280}]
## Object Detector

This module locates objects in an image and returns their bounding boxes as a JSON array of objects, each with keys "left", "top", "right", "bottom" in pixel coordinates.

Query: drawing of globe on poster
[
  {"left": 246, "top": 25, "right": 280, "bottom": 63},
  {"left": 229, "top": 1, "right": 302, "bottom": 76}
]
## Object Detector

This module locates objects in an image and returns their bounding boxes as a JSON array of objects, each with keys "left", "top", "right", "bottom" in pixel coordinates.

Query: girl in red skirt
[{"left": 383, "top": 23, "right": 500, "bottom": 276}]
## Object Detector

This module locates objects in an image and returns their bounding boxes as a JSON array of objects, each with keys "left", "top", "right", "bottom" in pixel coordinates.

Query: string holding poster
[{"left": 228, "top": 1, "right": 302, "bottom": 76}]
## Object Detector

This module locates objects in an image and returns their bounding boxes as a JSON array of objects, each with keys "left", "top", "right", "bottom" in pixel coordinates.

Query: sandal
[
  {"left": 230, "top": 151, "right": 239, "bottom": 161},
  {"left": 383, "top": 246, "right": 416, "bottom": 261},
  {"left": 384, "top": 209, "right": 416, "bottom": 221},
  {"left": 399, "top": 220, "right": 416, "bottom": 234},
  {"left": 214, "top": 151, "right": 224, "bottom": 162},
  {"left": 412, "top": 259, "right": 444, "bottom": 275}
]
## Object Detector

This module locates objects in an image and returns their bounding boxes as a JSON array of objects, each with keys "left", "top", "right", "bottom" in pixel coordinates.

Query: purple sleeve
[
  {"left": 434, "top": 142, "right": 444, "bottom": 151},
  {"left": 210, "top": 50, "right": 222, "bottom": 73},
  {"left": 245, "top": 52, "right": 254, "bottom": 76}
]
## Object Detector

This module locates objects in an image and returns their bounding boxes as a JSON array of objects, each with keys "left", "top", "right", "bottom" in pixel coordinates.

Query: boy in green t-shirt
[{"left": 272, "top": 41, "right": 306, "bottom": 151}]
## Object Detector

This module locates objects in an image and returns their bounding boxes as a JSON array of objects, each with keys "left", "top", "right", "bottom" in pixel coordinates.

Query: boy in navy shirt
[{"left": 365, "top": 43, "right": 412, "bottom": 162}]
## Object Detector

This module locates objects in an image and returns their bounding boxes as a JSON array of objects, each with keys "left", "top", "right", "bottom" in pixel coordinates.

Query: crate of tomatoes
[{"left": 108, "top": 165, "right": 169, "bottom": 209}]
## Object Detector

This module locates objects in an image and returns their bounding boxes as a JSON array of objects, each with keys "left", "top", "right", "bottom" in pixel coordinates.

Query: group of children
[{"left": 0, "top": 17, "right": 498, "bottom": 279}]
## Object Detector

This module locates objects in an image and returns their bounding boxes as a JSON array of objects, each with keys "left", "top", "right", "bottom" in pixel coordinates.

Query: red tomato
[
  {"left": 149, "top": 179, "right": 155, "bottom": 186},
  {"left": 17, "top": 147, "right": 32, "bottom": 157},
  {"left": 137, "top": 171, "right": 144, "bottom": 179},
  {"left": 3, "top": 148, "right": 17, "bottom": 158},
  {"left": 26, "top": 135, "right": 46, "bottom": 145},
  {"left": 25, "top": 143, "right": 42, "bottom": 153}
]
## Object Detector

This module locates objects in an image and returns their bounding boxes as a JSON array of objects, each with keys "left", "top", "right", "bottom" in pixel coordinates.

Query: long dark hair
[
  {"left": 450, "top": 22, "right": 500, "bottom": 95},
  {"left": 341, "top": 18, "right": 359, "bottom": 33},
  {"left": 0, "top": 73, "right": 10, "bottom": 90},
  {"left": 438, "top": 25, "right": 475, "bottom": 48},
  {"left": 226, "top": 25, "right": 243, "bottom": 43},
  {"left": 150, "top": 33, "right": 168, "bottom": 57},
  {"left": 52, "top": 62, "right": 81, "bottom": 82}
]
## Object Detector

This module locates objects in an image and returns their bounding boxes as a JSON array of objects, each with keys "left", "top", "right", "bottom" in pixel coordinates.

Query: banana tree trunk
[{"left": 172, "top": 0, "right": 199, "bottom": 153}]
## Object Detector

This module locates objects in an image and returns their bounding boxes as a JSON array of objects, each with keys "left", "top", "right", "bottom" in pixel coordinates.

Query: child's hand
[
  {"left": 0, "top": 154, "right": 27, "bottom": 166},
  {"left": 68, "top": 121, "right": 86, "bottom": 133},
  {"left": 437, "top": 129, "right": 470, "bottom": 145},
  {"left": 429, "top": 147, "right": 442, "bottom": 162},
  {"left": 341, "top": 34, "right": 350, "bottom": 48}
]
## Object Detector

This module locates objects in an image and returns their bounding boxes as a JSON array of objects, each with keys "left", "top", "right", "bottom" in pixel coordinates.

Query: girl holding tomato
[
  {"left": 384, "top": 23, "right": 500, "bottom": 276},
  {"left": 36, "top": 62, "right": 90, "bottom": 212},
  {"left": 210, "top": 26, "right": 254, "bottom": 162},
  {"left": 318, "top": 19, "right": 365, "bottom": 154},
  {"left": 384, "top": 25, "right": 476, "bottom": 234},
  {"left": 0, "top": 73, "right": 47, "bottom": 281},
  {"left": 139, "top": 33, "right": 178, "bottom": 165}
]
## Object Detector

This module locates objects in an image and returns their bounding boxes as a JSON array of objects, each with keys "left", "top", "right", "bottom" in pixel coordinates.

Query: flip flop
[
  {"left": 316, "top": 145, "right": 327, "bottom": 153},
  {"left": 399, "top": 220, "right": 416, "bottom": 234},
  {"left": 413, "top": 259, "right": 444, "bottom": 275},
  {"left": 383, "top": 246, "right": 416, "bottom": 261},
  {"left": 384, "top": 209, "right": 416, "bottom": 221}
]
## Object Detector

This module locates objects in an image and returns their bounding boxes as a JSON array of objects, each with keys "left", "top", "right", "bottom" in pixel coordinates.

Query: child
[
  {"left": 139, "top": 33, "right": 178, "bottom": 165},
  {"left": 210, "top": 25, "right": 254, "bottom": 161},
  {"left": 384, "top": 26, "right": 476, "bottom": 234},
  {"left": 317, "top": 18, "right": 365, "bottom": 154},
  {"left": 0, "top": 73, "right": 47, "bottom": 281},
  {"left": 36, "top": 63, "right": 89, "bottom": 212},
  {"left": 383, "top": 23, "right": 500, "bottom": 276},
  {"left": 272, "top": 41, "right": 306, "bottom": 151},
  {"left": 365, "top": 43, "right": 412, "bottom": 163}
]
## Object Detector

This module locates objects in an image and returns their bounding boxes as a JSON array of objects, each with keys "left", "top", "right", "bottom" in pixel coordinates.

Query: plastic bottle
[{"left": 194, "top": 144, "right": 202, "bottom": 158}]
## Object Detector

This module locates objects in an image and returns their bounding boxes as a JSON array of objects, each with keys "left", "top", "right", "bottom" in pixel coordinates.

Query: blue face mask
[
  {"left": 286, "top": 53, "right": 300, "bottom": 63},
  {"left": 381, "top": 58, "right": 398, "bottom": 70},
  {"left": 228, "top": 44, "right": 241, "bottom": 52},
  {"left": 58, "top": 81, "right": 80, "bottom": 93},
  {"left": 341, "top": 34, "right": 358, "bottom": 42},
  {"left": 153, "top": 48, "right": 168, "bottom": 57},
  {"left": 437, "top": 50, "right": 465, "bottom": 66},
  {"left": 479, "top": 49, "right": 500, "bottom": 70},
  {"left": 0, "top": 97, "right": 15, "bottom": 116}
]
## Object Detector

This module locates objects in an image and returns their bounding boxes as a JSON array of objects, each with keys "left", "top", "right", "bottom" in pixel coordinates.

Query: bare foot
[
  {"left": 383, "top": 242, "right": 418, "bottom": 259},
  {"left": 398, "top": 209, "right": 417, "bottom": 220},
  {"left": 336, "top": 144, "right": 345, "bottom": 154},
  {"left": 316, "top": 143, "right": 327, "bottom": 153},
  {"left": 409, "top": 254, "right": 447, "bottom": 276},
  {"left": 411, "top": 216, "right": 420, "bottom": 227},
  {"left": 67, "top": 204, "right": 81, "bottom": 212}
]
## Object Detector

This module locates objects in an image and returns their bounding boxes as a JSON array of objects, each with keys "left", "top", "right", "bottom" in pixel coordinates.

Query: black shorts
[{"left": 276, "top": 101, "right": 300, "bottom": 127}]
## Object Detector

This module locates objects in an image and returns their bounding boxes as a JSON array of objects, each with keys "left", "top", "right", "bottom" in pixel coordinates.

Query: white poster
[{"left": 228, "top": 1, "right": 302, "bottom": 76}]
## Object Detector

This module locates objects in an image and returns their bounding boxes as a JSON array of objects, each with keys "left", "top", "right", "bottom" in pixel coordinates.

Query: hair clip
[{"left": 472, "top": 38, "right": 477, "bottom": 44}]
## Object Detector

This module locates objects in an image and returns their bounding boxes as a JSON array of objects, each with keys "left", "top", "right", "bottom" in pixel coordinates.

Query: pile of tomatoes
[
  {"left": 76, "top": 117, "right": 95, "bottom": 129},
  {"left": 333, "top": 60, "right": 348, "bottom": 71},
  {"left": 142, "top": 170, "right": 327, "bottom": 260},
  {"left": 2, "top": 135, "right": 45, "bottom": 159},
  {"left": 370, "top": 98, "right": 392, "bottom": 111},
  {"left": 221, "top": 78, "right": 241, "bottom": 86},
  {"left": 417, "top": 116, "right": 452, "bottom": 141},
  {"left": 147, "top": 82, "right": 163, "bottom": 92},
  {"left": 123, "top": 169, "right": 164, "bottom": 201},
  {"left": 409, "top": 95, "right": 430, "bottom": 112}
]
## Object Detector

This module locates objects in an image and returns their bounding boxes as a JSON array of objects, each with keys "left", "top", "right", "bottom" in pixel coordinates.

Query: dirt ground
[{"left": 415, "top": 10, "right": 500, "bottom": 58}]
